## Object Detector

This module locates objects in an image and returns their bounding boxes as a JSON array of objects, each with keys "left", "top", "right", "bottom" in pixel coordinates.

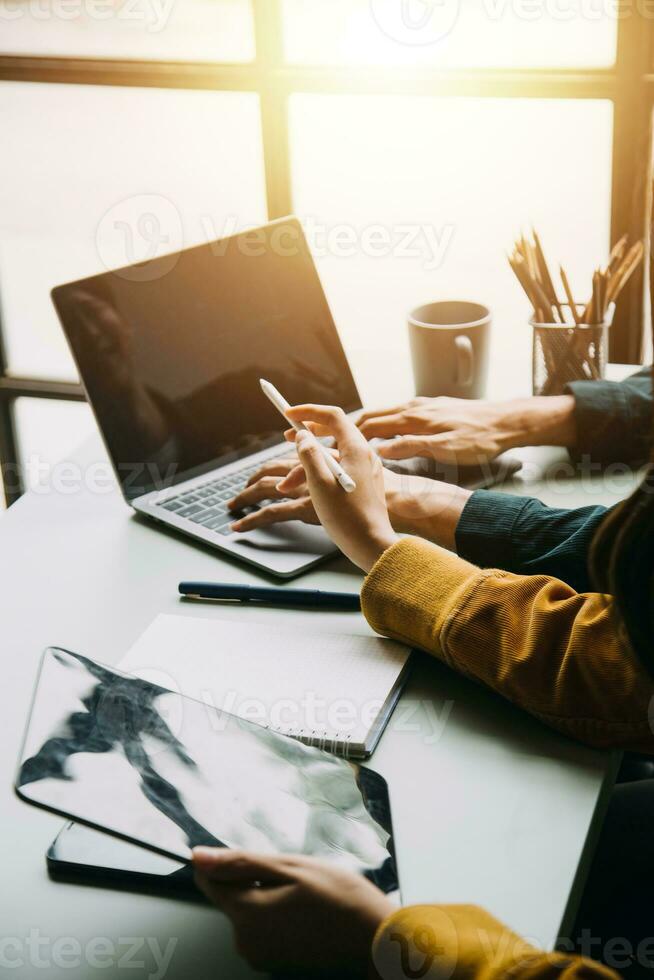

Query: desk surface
[{"left": 0, "top": 368, "right": 636, "bottom": 979}]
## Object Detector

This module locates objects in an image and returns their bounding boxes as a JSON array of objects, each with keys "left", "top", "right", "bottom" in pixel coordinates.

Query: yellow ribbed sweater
[{"left": 360, "top": 537, "right": 654, "bottom": 980}]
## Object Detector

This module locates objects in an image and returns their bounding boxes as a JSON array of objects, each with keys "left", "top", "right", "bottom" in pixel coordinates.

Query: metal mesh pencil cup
[{"left": 530, "top": 304, "right": 614, "bottom": 396}]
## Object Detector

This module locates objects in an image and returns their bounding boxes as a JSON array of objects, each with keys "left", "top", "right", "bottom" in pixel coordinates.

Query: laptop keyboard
[{"left": 155, "top": 460, "right": 283, "bottom": 536}]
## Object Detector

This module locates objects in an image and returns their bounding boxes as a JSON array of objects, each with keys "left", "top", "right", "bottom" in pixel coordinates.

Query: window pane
[
  {"left": 0, "top": 83, "right": 267, "bottom": 381},
  {"left": 289, "top": 95, "right": 612, "bottom": 403},
  {"left": 0, "top": 0, "right": 254, "bottom": 61},
  {"left": 14, "top": 397, "right": 96, "bottom": 491},
  {"left": 283, "top": 0, "right": 617, "bottom": 68}
]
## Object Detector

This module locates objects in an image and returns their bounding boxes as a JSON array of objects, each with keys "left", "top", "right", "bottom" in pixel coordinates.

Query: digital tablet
[
  {"left": 16, "top": 648, "right": 398, "bottom": 895},
  {"left": 47, "top": 821, "right": 195, "bottom": 892}
]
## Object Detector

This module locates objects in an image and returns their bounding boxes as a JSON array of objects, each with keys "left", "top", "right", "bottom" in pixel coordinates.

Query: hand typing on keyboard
[
  {"left": 157, "top": 462, "right": 274, "bottom": 536},
  {"left": 228, "top": 451, "right": 473, "bottom": 552},
  {"left": 227, "top": 457, "right": 319, "bottom": 533},
  {"left": 155, "top": 454, "right": 312, "bottom": 536}
]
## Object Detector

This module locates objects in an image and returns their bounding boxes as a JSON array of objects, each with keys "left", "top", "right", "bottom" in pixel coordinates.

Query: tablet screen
[{"left": 16, "top": 648, "right": 397, "bottom": 894}]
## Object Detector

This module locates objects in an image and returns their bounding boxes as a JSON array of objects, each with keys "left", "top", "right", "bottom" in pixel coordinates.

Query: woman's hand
[
  {"left": 357, "top": 394, "right": 577, "bottom": 464},
  {"left": 278, "top": 405, "right": 398, "bottom": 572},
  {"left": 228, "top": 457, "right": 320, "bottom": 531},
  {"left": 229, "top": 452, "right": 472, "bottom": 552},
  {"left": 193, "top": 848, "right": 395, "bottom": 973}
]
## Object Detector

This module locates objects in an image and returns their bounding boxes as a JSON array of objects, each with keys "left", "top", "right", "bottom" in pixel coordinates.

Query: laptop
[
  {"left": 52, "top": 216, "right": 520, "bottom": 578},
  {"left": 51, "top": 217, "right": 362, "bottom": 578}
]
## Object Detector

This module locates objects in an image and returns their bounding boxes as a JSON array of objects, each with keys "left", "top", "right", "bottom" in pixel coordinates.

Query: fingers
[
  {"left": 283, "top": 421, "right": 323, "bottom": 442},
  {"left": 193, "top": 848, "right": 300, "bottom": 884},
  {"left": 229, "top": 476, "right": 301, "bottom": 512},
  {"left": 357, "top": 413, "right": 416, "bottom": 440},
  {"left": 286, "top": 405, "right": 367, "bottom": 453},
  {"left": 231, "top": 498, "right": 315, "bottom": 532},
  {"left": 245, "top": 458, "right": 297, "bottom": 487},
  {"left": 195, "top": 875, "right": 293, "bottom": 916},
  {"left": 356, "top": 403, "right": 407, "bottom": 426},
  {"left": 293, "top": 430, "right": 335, "bottom": 487},
  {"left": 276, "top": 463, "right": 306, "bottom": 493},
  {"left": 376, "top": 436, "right": 437, "bottom": 460},
  {"left": 276, "top": 445, "right": 339, "bottom": 494}
]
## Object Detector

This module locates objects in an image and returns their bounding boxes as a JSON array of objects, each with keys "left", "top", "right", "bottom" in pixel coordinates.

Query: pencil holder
[{"left": 531, "top": 304, "right": 614, "bottom": 396}]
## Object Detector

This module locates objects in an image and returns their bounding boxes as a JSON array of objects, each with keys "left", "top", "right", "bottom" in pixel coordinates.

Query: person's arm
[
  {"left": 455, "top": 491, "right": 610, "bottom": 593},
  {"left": 371, "top": 904, "right": 617, "bottom": 979},
  {"left": 356, "top": 394, "right": 577, "bottom": 464},
  {"left": 277, "top": 404, "right": 654, "bottom": 753},
  {"left": 228, "top": 456, "right": 611, "bottom": 592},
  {"left": 566, "top": 366, "right": 652, "bottom": 467},
  {"left": 361, "top": 536, "right": 654, "bottom": 755},
  {"left": 356, "top": 366, "right": 652, "bottom": 467},
  {"left": 191, "top": 849, "right": 619, "bottom": 978}
]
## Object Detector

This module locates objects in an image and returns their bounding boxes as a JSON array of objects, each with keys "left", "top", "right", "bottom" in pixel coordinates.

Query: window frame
[{"left": 0, "top": 0, "right": 652, "bottom": 504}]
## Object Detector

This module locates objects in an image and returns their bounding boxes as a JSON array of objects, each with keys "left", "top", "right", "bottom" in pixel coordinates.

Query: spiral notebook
[{"left": 119, "top": 614, "right": 411, "bottom": 758}]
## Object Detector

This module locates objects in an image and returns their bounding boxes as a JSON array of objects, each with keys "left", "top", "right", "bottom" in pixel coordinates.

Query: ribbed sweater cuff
[
  {"left": 455, "top": 490, "right": 531, "bottom": 569},
  {"left": 565, "top": 379, "right": 630, "bottom": 465},
  {"left": 361, "top": 537, "right": 479, "bottom": 652}
]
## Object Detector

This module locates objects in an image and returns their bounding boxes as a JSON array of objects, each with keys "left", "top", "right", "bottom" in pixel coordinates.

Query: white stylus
[{"left": 259, "top": 379, "right": 357, "bottom": 494}]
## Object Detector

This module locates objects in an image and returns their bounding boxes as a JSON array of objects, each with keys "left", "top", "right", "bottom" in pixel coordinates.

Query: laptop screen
[{"left": 52, "top": 219, "right": 361, "bottom": 500}]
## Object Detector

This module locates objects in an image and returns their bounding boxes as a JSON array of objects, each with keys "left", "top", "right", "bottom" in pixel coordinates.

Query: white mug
[{"left": 408, "top": 300, "right": 491, "bottom": 399}]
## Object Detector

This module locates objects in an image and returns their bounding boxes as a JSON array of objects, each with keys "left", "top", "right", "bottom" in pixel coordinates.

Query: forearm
[
  {"left": 496, "top": 394, "right": 577, "bottom": 450},
  {"left": 500, "top": 370, "right": 653, "bottom": 465},
  {"left": 361, "top": 538, "right": 654, "bottom": 753},
  {"left": 387, "top": 480, "right": 472, "bottom": 551},
  {"left": 455, "top": 491, "right": 609, "bottom": 592},
  {"left": 371, "top": 905, "right": 617, "bottom": 979}
]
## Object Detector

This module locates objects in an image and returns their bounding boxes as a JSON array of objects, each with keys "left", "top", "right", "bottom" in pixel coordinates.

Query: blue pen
[{"left": 178, "top": 581, "right": 361, "bottom": 610}]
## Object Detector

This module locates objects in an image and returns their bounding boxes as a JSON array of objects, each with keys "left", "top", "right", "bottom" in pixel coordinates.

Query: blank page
[{"left": 119, "top": 614, "right": 410, "bottom": 752}]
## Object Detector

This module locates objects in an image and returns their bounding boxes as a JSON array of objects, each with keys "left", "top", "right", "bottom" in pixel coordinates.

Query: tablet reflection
[{"left": 17, "top": 649, "right": 397, "bottom": 893}]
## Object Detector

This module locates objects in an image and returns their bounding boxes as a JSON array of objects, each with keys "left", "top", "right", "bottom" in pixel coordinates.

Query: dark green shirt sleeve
[
  {"left": 565, "top": 366, "right": 652, "bottom": 467},
  {"left": 455, "top": 490, "right": 610, "bottom": 593}
]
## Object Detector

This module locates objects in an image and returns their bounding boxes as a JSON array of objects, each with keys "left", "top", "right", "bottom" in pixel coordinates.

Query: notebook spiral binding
[{"left": 268, "top": 724, "right": 355, "bottom": 759}]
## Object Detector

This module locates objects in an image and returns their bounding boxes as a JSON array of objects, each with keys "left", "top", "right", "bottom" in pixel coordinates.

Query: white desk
[{"left": 0, "top": 366, "right": 636, "bottom": 979}]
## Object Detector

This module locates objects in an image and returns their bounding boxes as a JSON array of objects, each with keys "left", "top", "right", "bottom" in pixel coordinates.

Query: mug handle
[{"left": 455, "top": 335, "right": 474, "bottom": 387}]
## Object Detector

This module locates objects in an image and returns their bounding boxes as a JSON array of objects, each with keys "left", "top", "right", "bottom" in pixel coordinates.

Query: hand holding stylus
[
  {"left": 259, "top": 380, "right": 356, "bottom": 492},
  {"left": 277, "top": 404, "right": 398, "bottom": 572}
]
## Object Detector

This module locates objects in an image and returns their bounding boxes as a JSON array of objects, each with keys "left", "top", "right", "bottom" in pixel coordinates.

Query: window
[
  {"left": 282, "top": 0, "right": 617, "bottom": 68},
  {"left": 1, "top": 0, "right": 254, "bottom": 61},
  {"left": 289, "top": 94, "right": 612, "bottom": 402},
  {"left": 1, "top": 0, "right": 652, "bottom": 504},
  {"left": 0, "top": 83, "right": 266, "bottom": 381}
]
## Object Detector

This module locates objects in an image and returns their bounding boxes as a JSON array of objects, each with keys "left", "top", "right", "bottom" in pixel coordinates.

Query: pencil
[
  {"left": 559, "top": 266, "right": 581, "bottom": 325},
  {"left": 533, "top": 230, "right": 565, "bottom": 323},
  {"left": 607, "top": 234, "right": 628, "bottom": 273}
]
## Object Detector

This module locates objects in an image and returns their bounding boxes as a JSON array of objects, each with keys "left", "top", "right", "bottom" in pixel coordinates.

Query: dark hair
[
  {"left": 590, "top": 461, "right": 654, "bottom": 676},
  {"left": 590, "top": 217, "right": 654, "bottom": 676}
]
